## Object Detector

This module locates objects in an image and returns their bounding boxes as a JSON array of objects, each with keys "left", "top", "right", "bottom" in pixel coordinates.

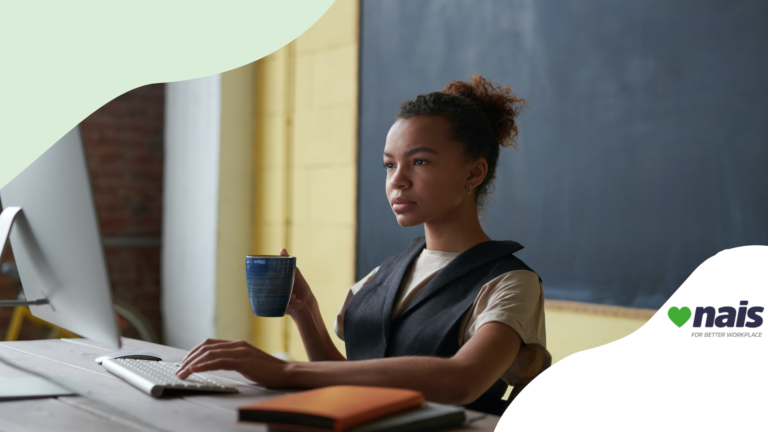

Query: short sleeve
[
  {"left": 462, "top": 270, "right": 545, "bottom": 347},
  {"left": 459, "top": 270, "right": 550, "bottom": 385},
  {"left": 333, "top": 266, "right": 379, "bottom": 341}
]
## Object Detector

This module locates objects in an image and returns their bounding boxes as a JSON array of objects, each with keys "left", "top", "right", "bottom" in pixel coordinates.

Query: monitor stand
[{"left": 0, "top": 207, "right": 50, "bottom": 307}]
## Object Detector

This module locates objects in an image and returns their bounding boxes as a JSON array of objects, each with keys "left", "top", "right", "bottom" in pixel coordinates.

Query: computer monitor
[{"left": 0, "top": 126, "right": 121, "bottom": 348}]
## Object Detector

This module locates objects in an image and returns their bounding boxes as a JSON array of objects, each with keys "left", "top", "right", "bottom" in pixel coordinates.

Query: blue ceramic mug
[{"left": 245, "top": 255, "right": 296, "bottom": 317}]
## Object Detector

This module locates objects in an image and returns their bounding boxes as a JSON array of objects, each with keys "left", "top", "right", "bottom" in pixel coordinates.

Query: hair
[{"left": 395, "top": 74, "right": 526, "bottom": 208}]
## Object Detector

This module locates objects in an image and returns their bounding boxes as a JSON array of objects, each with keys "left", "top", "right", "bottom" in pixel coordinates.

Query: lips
[
  {"left": 391, "top": 196, "right": 416, "bottom": 212},
  {"left": 391, "top": 197, "right": 415, "bottom": 205}
]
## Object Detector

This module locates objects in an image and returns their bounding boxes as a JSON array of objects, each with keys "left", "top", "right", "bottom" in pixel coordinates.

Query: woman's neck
[{"left": 423, "top": 203, "right": 491, "bottom": 253}]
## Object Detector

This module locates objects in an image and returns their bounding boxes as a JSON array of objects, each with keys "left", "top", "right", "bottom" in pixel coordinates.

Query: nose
[{"left": 388, "top": 165, "right": 410, "bottom": 191}]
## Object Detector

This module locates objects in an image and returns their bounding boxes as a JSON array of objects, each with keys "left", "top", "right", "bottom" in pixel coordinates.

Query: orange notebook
[{"left": 237, "top": 385, "right": 425, "bottom": 432}]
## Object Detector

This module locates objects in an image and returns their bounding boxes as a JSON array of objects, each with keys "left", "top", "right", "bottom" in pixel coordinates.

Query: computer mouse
[{"left": 95, "top": 349, "right": 163, "bottom": 364}]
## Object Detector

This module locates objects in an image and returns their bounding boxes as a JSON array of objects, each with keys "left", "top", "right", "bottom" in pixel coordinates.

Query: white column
[{"left": 162, "top": 75, "right": 222, "bottom": 349}]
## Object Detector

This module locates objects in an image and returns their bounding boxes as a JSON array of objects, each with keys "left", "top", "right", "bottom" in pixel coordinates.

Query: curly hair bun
[{"left": 442, "top": 74, "right": 526, "bottom": 147}]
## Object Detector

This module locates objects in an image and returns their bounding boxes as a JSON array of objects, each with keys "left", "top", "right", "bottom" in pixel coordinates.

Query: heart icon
[{"left": 668, "top": 306, "right": 692, "bottom": 327}]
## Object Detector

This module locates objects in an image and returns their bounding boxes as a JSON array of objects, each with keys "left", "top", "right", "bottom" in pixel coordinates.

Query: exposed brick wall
[
  {"left": 81, "top": 83, "right": 165, "bottom": 342},
  {"left": 0, "top": 248, "right": 30, "bottom": 339},
  {"left": 0, "top": 84, "right": 165, "bottom": 342},
  {"left": 83, "top": 85, "right": 164, "bottom": 238}
]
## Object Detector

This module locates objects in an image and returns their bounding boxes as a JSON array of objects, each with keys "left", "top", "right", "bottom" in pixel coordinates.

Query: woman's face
[{"left": 383, "top": 116, "right": 485, "bottom": 227}]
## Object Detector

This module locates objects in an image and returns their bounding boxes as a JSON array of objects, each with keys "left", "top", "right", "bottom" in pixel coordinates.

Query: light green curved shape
[{"left": 0, "top": 0, "right": 334, "bottom": 189}]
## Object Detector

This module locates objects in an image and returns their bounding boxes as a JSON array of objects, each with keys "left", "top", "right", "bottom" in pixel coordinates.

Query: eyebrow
[{"left": 383, "top": 147, "right": 438, "bottom": 158}]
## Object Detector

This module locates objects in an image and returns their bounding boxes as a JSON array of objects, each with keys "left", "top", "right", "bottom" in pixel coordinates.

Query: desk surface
[{"left": 0, "top": 338, "right": 499, "bottom": 432}]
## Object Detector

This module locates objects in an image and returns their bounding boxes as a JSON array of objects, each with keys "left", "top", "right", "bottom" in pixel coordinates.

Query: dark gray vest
[{"left": 344, "top": 237, "right": 537, "bottom": 415}]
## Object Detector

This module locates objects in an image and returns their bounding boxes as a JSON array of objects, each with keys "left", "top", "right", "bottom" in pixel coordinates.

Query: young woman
[{"left": 177, "top": 75, "right": 550, "bottom": 416}]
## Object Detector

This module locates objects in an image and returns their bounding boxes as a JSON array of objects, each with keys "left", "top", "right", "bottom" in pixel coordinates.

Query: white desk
[{"left": 0, "top": 338, "right": 499, "bottom": 431}]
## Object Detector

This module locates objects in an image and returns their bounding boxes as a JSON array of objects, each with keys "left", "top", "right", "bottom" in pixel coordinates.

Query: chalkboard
[{"left": 356, "top": 0, "right": 768, "bottom": 309}]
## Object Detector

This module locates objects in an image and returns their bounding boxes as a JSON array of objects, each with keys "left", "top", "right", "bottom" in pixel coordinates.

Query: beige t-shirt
[{"left": 335, "top": 249, "right": 549, "bottom": 385}]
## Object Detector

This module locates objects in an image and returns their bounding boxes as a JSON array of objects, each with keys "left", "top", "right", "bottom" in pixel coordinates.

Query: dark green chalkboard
[{"left": 356, "top": 0, "right": 768, "bottom": 309}]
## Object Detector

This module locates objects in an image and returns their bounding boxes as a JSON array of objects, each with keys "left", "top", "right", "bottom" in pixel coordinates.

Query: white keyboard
[{"left": 101, "top": 358, "right": 238, "bottom": 397}]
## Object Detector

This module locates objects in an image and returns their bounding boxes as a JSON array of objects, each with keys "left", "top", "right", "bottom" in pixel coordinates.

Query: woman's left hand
[{"left": 175, "top": 339, "right": 289, "bottom": 387}]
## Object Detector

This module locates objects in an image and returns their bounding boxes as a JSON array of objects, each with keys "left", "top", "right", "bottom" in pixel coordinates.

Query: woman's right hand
[{"left": 279, "top": 248, "right": 314, "bottom": 317}]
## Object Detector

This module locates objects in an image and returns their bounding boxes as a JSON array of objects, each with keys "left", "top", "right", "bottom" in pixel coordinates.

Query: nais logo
[{"left": 668, "top": 301, "right": 763, "bottom": 338}]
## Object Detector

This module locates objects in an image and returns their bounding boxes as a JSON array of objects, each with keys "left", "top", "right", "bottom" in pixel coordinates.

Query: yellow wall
[
  {"left": 215, "top": 64, "right": 256, "bottom": 342},
  {"left": 252, "top": 0, "right": 358, "bottom": 360},
  {"left": 251, "top": 43, "right": 293, "bottom": 355},
  {"left": 544, "top": 302, "right": 654, "bottom": 363}
]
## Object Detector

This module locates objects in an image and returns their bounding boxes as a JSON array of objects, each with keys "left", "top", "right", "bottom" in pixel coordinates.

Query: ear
[{"left": 466, "top": 158, "right": 488, "bottom": 190}]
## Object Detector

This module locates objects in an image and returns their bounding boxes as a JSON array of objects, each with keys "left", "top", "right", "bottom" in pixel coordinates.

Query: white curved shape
[{"left": 499, "top": 246, "right": 768, "bottom": 430}]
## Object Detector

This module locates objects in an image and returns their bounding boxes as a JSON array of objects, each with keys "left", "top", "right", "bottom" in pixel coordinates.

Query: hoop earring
[{"left": 467, "top": 184, "right": 472, "bottom": 194}]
